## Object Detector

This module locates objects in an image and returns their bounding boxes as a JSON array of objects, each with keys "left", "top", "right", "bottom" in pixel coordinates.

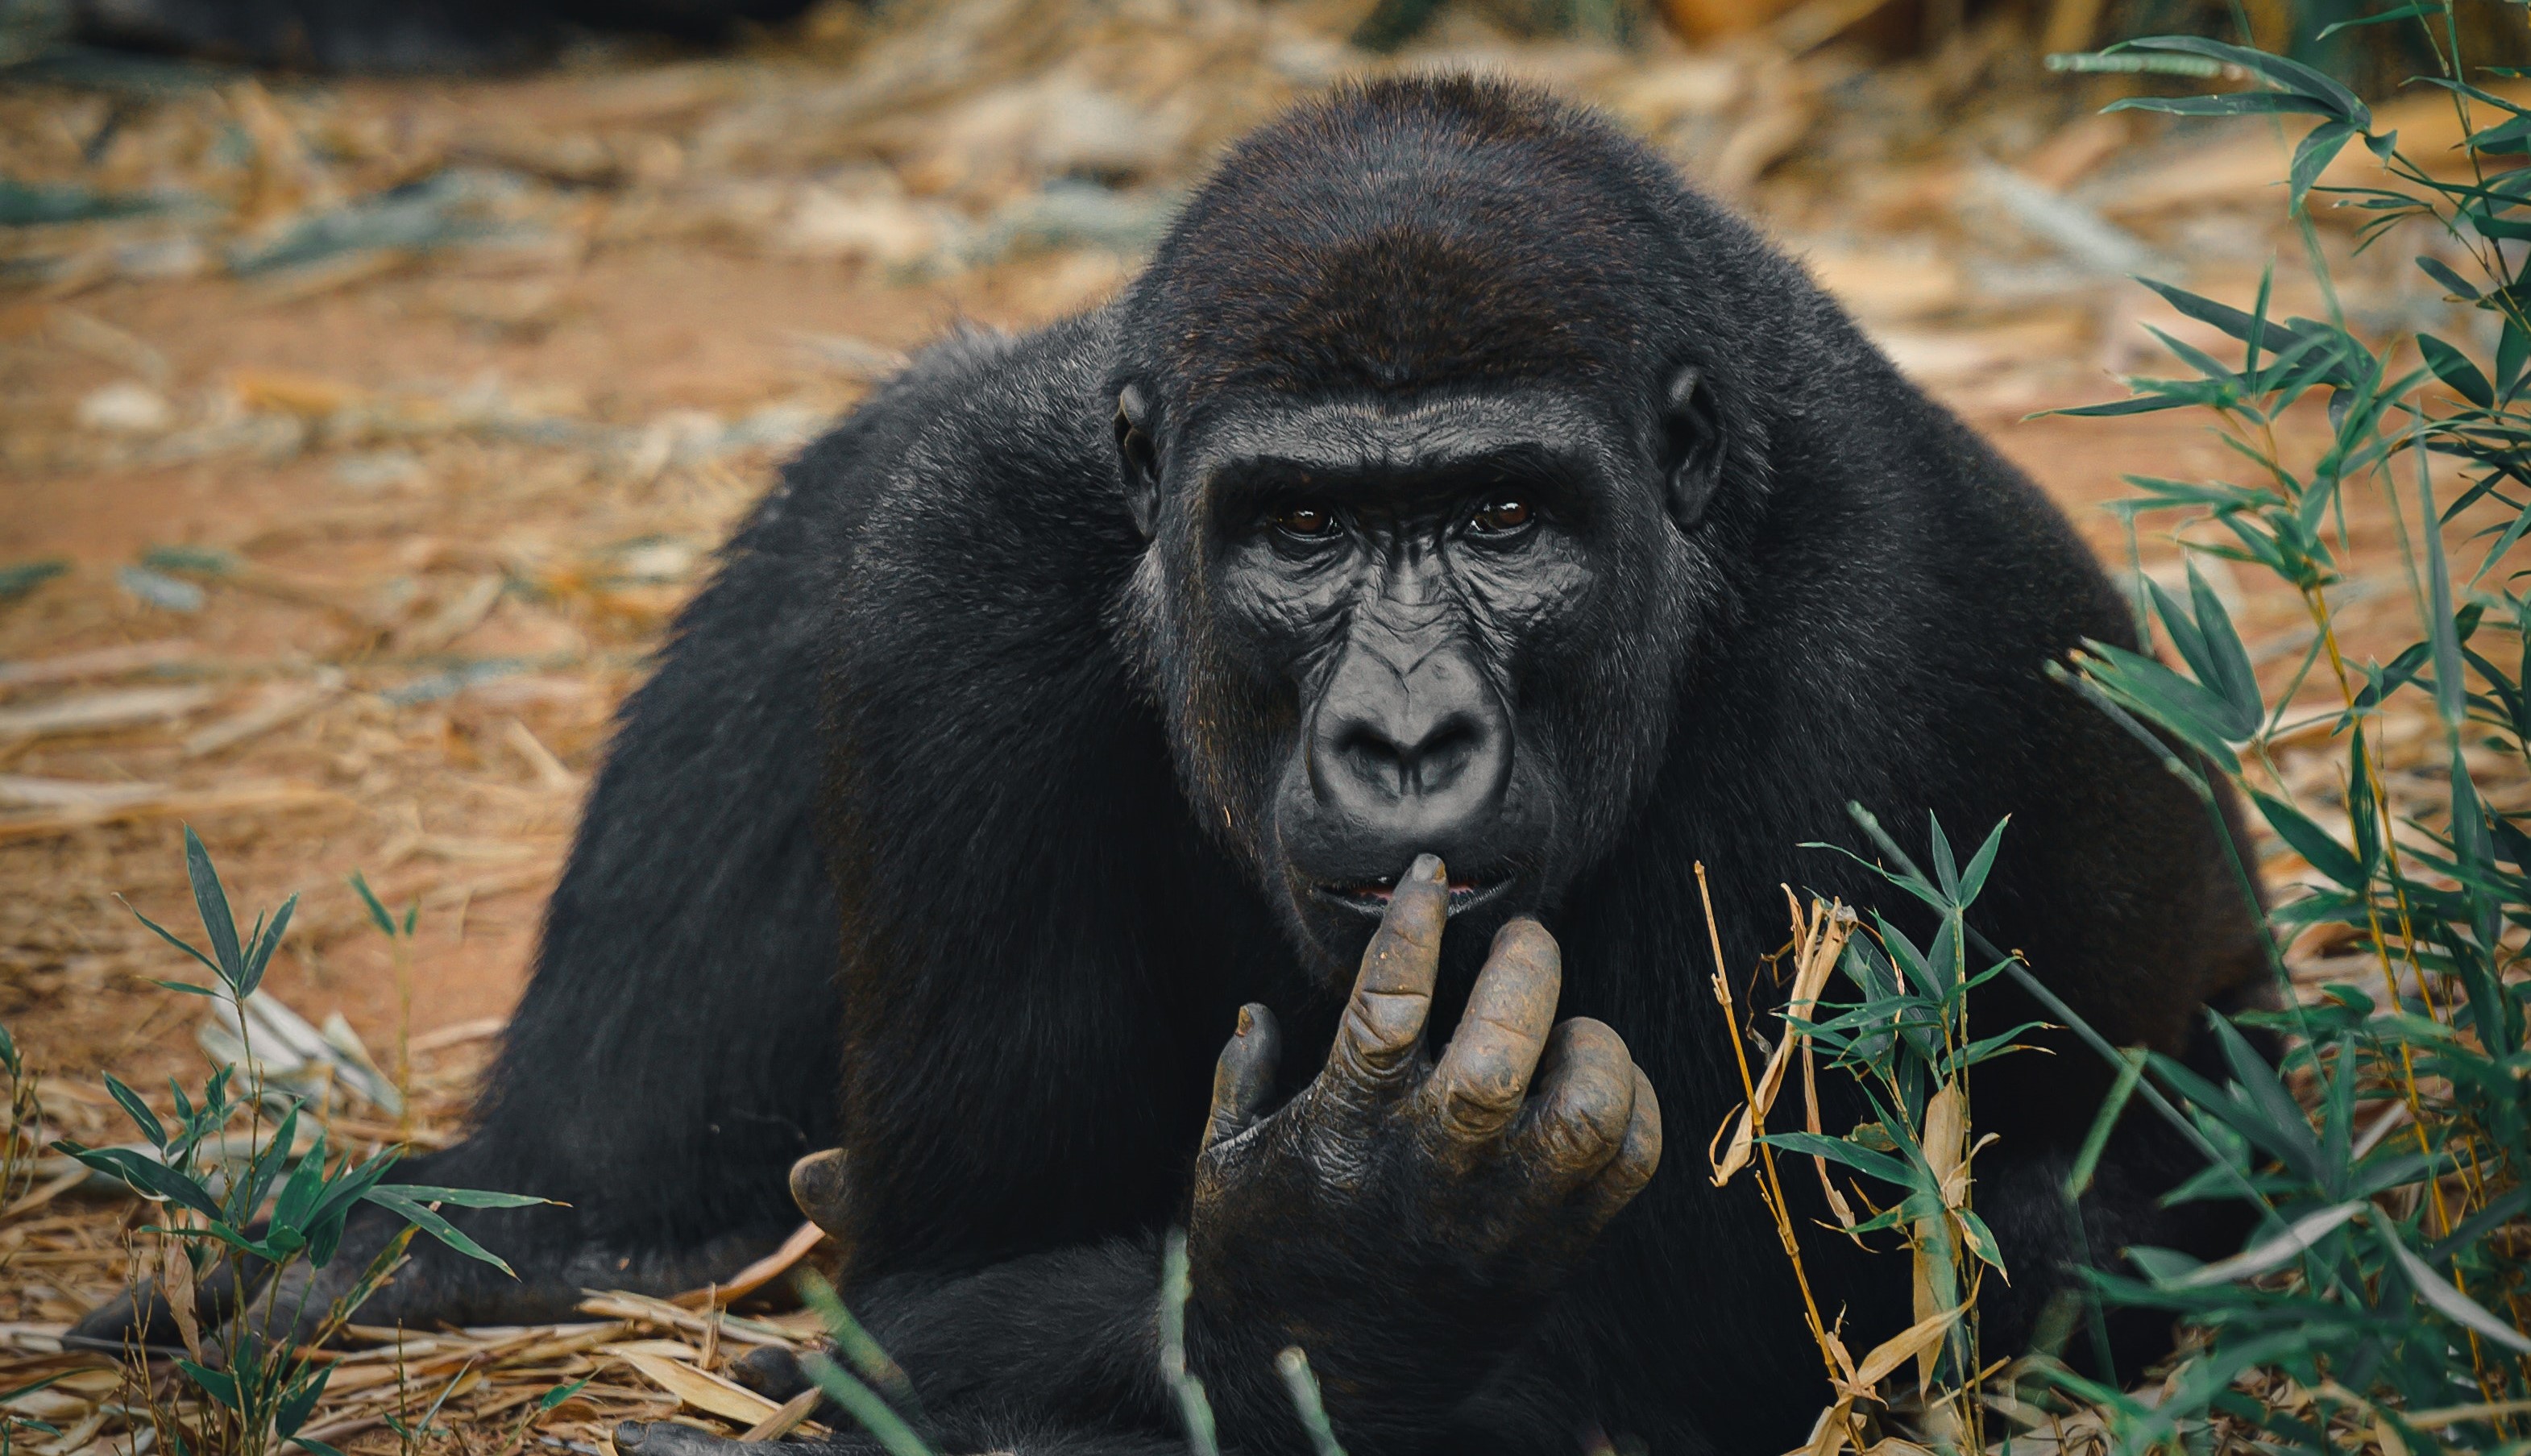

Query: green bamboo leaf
[
  {"left": 2161, "top": 1201, "right": 2365, "bottom": 1288},
  {"left": 361, "top": 1188, "right": 517, "bottom": 1276},
  {"left": 1927, "top": 812, "right": 1960, "bottom": 899},
  {"left": 2107, "top": 93, "right": 2342, "bottom": 119},
  {"left": 305, "top": 1147, "right": 402, "bottom": 1228},
  {"left": 2419, "top": 334, "right": 2495, "bottom": 408},
  {"left": 2065, "top": 1048, "right": 2147, "bottom": 1198},
  {"left": 2250, "top": 791, "right": 2366, "bottom": 889},
  {"left": 239, "top": 891, "right": 297, "bottom": 999},
  {"left": 2132, "top": 277, "right": 2325, "bottom": 366},
  {"left": 276, "top": 1363, "right": 333, "bottom": 1438},
  {"left": 2141, "top": 324, "right": 2246, "bottom": 387},
  {"left": 369, "top": 1184, "right": 549, "bottom": 1209},
  {"left": 2470, "top": 110, "right": 2531, "bottom": 156},
  {"left": 347, "top": 871, "right": 397, "bottom": 940},
  {"left": 1955, "top": 816, "right": 2008, "bottom": 906},
  {"left": 229, "top": 1105, "right": 300, "bottom": 1226},
  {"left": 1958, "top": 1208, "right": 2008, "bottom": 1275},
  {"left": 176, "top": 1360, "right": 241, "bottom": 1413},
  {"left": 1759, "top": 1130, "right": 1918, "bottom": 1188},
  {"left": 2077, "top": 641, "right": 2248, "bottom": 769},
  {"left": 2348, "top": 728, "right": 2381, "bottom": 874},
  {"left": 122, "top": 900, "right": 224, "bottom": 982},
  {"left": 2316, "top": 3, "right": 2433, "bottom": 37},
  {"left": 53, "top": 1140, "right": 220, "bottom": 1218},
  {"left": 2047, "top": 392, "right": 2207, "bottom": 418},
  {"left": 2472, "top": 504, "right": 2531, "bottom": 586},
  {"left": 270, "top": 1125, "right": 330, "bottom": 1233},
  {"left": 2413, "top": 254, "right": 2480, "bottom": 301},
  {"left": 2114, "top": 36, "right": 2368, "bottom": 124},
  {"left": 180, "top": 827, "right": 243, "bottom": 989},
  {"left": 2376, "top": 1222, "right": 2531, "bottom": 1353},
  {"left": 2289, "top": 122, "right": 2357, "bottom": 214},
  {"left": 102, "top": 1074, "right": 167, "bottom": 1149},
  {"left": 538, "top": 1379, "right": 592, "bottom": 1412},
  {"left": 2210, "top": 1015, "right": 2321, "bottom": 1178}
]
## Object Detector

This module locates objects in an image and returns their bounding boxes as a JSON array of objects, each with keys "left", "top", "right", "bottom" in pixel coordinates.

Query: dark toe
[
  {"left": 615, "top": 1422, "right": 744, "bottom": 1455},
  {"left": 788, "top": 1148, "right": 851, "bottom": 1235},
  {"left": 725, "top": 1344, "right": 810, "bottom": 1400}
]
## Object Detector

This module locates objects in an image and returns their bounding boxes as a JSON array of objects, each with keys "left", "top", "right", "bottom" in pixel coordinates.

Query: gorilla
[
  {"left": 81, "top": 76, "right": 2269, "bottom": 1456},
  {"left": 59, "top": 0, "right": 814, "bottom": 73}
]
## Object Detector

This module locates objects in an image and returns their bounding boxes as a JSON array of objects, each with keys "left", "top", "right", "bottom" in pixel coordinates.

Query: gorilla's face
[{"left": 1120, "top": 380, "right": 1712, "bottom": 981}]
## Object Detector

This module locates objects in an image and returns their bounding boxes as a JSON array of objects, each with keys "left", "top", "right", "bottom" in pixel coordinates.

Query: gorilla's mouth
[{"left": 1311, "top": 873, "right": 1510, "bottom": 919}]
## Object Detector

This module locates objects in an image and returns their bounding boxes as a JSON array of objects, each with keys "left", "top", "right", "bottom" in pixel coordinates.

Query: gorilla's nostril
[
  {"left": 1335, "top": 723, "right": 1406, "bottom": 793},
  {"left": 1327, "top": 712, "right": 1500, "bottom": 803},
  {"left": 1406, "top": 718, "right": 1481, "bottom": 793}
]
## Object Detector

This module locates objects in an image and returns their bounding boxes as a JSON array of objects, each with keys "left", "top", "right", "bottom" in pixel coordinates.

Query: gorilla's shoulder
[
  {"left": 738, "top": 312, "right": 1118, "bottom": 566},
  {"left": 775, "top": 309, "right": 1140, "bottom": 689}
]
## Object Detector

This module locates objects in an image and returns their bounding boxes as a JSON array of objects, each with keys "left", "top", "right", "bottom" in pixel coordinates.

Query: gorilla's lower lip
[{"left": 1309, "top": 875, "right": 1509, "bottom": 919}]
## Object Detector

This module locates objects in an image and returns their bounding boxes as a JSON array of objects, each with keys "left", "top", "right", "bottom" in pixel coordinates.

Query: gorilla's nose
[{"left": 1307, "top": 638, "right": 1512, "bottom": 841}]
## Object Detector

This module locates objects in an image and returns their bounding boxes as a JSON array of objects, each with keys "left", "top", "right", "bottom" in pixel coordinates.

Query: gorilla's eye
[
  {"left": 1470, "top": 498, "right": 1534, "bottom": 536},
  {"left": 1272, "top": 504, "right": 1340, "bottom": 541}
]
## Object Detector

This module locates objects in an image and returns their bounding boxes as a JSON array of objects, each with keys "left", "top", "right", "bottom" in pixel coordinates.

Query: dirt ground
[{"left": 0, "top": 0, "right": 2523, "bottom": 1450}]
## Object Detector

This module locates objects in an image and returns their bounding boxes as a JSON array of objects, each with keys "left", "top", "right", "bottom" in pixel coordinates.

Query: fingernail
[{"left": 1411, "top": 852, "right": 1444, "bottom": 883}]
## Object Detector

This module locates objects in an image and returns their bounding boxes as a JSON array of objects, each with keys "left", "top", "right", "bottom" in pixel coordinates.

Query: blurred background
[{"left": 0, "top": 0, "right": 2518, "bottom": 1354}]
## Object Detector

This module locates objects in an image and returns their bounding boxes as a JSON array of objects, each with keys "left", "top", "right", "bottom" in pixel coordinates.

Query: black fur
[
  {"left": 79, "top": 77, "right": 2268, "bottom": 1454},
  {"left": 66, "top": 0, "right": 815, "bottom": 72}
]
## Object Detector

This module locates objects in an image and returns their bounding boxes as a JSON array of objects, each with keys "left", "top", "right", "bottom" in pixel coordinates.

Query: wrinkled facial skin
[{"left": 1122, "top": 388, "right": 1702, "bottom": 981}]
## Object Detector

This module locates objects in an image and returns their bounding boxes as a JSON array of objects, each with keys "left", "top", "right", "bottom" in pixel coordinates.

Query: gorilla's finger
[
  {"left": 1422, "top": 919, "right": 1560, "bottom": 1149},
  {"left": 1506, "top": 1018, "right": 1635, "bottom": 1189},
  {"left": 1576, "top": 1066, "right": 1663, "bottom": 1230},
  {"left": 1326, "top": 854, "right": 1446, "bottom": 1092},
  {"left": 790, "top": 1148, "right": 852, "bottom": 1236},
  {"left": 1203, "top": 1002, "right": 1283, "bottom": 1150},
  {"left": 617, "top": 1423, "right": 746, "bottom": 1456}
]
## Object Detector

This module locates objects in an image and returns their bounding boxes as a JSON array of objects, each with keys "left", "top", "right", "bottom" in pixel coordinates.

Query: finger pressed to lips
[{"left": 1331, "top": 852, "right": 1449, "bottom": 1082}]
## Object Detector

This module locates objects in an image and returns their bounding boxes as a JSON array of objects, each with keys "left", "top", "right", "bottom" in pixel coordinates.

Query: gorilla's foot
[
  {"left": 64, "top": 1262, "right": 255, "bottom": 1355},
  {"left": 70, "top": 1205, "right": 795, "bottom": 1352}
]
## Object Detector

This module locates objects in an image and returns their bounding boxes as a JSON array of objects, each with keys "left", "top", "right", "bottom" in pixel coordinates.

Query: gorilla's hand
[{"left": 1188, "top": 854, "right": 1661, "bottom": 1405}]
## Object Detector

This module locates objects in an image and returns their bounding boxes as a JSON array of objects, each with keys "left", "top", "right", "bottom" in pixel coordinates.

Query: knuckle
[
  {"left": 1433, "top": 1069, "right": 1523, "bottom": 1139},
  {"left": 1343, "top": 990, "right": 1425, "bottom": 1059},
  {"left": 1529, "top": 1066, "right": 1633, "bottom": 1168}
]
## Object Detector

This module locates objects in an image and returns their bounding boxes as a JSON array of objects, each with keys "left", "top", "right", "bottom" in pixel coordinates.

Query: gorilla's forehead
[{"left": 1177, "top": 388, "right": 1633, "bottom": 487}]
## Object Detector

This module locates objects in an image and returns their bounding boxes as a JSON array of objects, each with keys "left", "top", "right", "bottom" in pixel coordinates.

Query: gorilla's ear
[
  {"left": 1114, "top": 382, "right": 1160, "bottom": 540},
  {"left": 1659, "top": 364, "right": 1725, "bottom": 534}
]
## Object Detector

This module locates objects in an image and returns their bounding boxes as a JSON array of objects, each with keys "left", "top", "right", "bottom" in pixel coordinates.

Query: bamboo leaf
[
  {"left": 2377, "top": 1222, "right": 2531, "bottom": 1353},
  {"left": 2161, "top": 1201, "right": 2365, "bottom": 1288},
  {"left": 180, "top": 826, "right": 243, "bottom": 989},
  {"left": 362, "top": 1188, "right": 517, "bottom": 1276},
  {"left": 2421, "top": 334, "right": 2495, "bottom": 409},
  {"left": 2250, "top": 791, "right": 2367, "bottom": 889}
]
